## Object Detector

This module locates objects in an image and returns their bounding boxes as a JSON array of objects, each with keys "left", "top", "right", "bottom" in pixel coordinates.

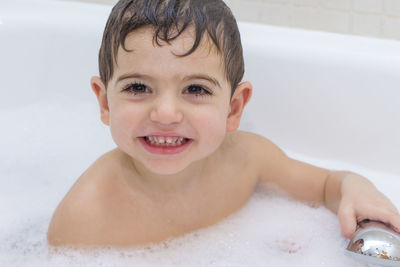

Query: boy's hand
[{"left": 331, "top": 172, "right": 400, "bottom": 239}]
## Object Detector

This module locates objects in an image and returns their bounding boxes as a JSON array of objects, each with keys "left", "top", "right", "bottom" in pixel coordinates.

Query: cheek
[
  {"left": 108, "top": 103, "right": 144, "bottom": 145},
  {"left": 191, "top": 105, "right": 228, "bottom": 148}
]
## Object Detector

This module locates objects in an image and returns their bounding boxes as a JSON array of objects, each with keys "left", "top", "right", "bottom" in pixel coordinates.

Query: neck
[{"left": 118, "top": 150, "right": 209, "bottom": 195}]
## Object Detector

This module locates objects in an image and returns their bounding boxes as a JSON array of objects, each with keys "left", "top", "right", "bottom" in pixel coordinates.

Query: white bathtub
[{"left": 1, "top": 0, "right": 399, "bottom": 266}]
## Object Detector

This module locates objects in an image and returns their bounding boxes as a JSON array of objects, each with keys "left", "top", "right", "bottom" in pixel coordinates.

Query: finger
[
  {"left": 357, "top": 207, "right": 400, "bottom": 233},
  {"left": 338, "top": 204, "right": 357, "bottom": 239},
  {"left": 387, "top": 212, "right": 400, "bottom": 233}
]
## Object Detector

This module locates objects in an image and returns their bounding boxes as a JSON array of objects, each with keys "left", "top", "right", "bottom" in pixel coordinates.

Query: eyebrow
[
  {"left": 183, "top": 74, "right": 221, "bottom": 88},
  {"left": 115, "top": 72, "right": 221, "bottom": 88},
  {"left": 115, "top": 73, "right": 153, "bottom": 85}
]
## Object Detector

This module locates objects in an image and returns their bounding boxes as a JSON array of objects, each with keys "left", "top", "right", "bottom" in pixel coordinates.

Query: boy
[{"left": 47, "top": 0, "right": 400, "bottom": 247}]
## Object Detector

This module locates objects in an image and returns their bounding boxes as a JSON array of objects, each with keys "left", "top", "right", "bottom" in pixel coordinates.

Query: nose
[{"left": 150, "top": 93, "right": 184, "bottom": 126}]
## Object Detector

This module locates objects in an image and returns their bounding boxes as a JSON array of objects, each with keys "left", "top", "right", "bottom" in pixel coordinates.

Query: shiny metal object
[{"left": 345, "top": 220, "right": 400, "bottom": 266}]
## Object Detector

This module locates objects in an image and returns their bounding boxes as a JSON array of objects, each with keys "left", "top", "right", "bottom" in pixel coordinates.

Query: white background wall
[{"left": 68, "top": 0, "right": 400, "bottom": 40}]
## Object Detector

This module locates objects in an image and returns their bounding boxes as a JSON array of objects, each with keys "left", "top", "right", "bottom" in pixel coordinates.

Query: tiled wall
[
  {"left": 226, "top": 0, "right": 400, "bottom": 40},
  {"left": 72, "top": 0, "right": 400, "bottom": 40}
]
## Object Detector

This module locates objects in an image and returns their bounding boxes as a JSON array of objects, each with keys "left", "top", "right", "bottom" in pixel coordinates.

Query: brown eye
[
  {"left": 123, "top": 83, "right": 150, "bottom": 94},
  {"left": 185, "top": 85, "right": 212, "bottom": 96}
]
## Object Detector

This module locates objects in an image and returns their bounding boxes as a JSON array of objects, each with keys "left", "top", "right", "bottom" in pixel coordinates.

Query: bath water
[{"left": 1, "top": 95, "right": 397, "bottom": 267}]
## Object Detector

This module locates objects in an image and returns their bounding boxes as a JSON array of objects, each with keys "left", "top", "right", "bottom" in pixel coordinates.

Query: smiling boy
[{"left": 47, "top": 0, "right": 400, "bottom": 247}]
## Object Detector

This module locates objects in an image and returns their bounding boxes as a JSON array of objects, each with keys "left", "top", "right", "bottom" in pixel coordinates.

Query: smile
[
  {"left": 138, "top": 136, "right": 193, "bottom": 155},
  {"left": 144, "top": 135, "right": 189, "bottom": 146}
]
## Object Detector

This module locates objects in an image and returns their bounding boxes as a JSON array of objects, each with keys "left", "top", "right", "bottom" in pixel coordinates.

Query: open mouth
[
  {"left": 142, "top": 136, "right": 190, "bottom": 147},
  {"left": 138, "top": 135, "right": 193, "bottom": 155}
]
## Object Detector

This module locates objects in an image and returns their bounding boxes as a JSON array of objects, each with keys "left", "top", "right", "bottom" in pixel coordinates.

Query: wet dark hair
[{"left": 98, "top": 0, "right": 244, "bottom": 98}]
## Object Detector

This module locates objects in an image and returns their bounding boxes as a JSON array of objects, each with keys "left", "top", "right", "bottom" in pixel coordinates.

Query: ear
[
  {"left": 90, "top": 76, "right": 110, "bottom": 126},
  {"left": 226, "top": 81, "right": 253, "bottom": 132}
]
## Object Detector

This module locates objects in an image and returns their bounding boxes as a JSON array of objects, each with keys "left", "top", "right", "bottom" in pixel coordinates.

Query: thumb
[{"left": 338, "top": 204, "right": 357, "bottom": 239}]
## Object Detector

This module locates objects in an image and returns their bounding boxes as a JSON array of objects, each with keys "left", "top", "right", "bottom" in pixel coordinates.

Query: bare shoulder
[
  {"left": 232, "top": 131, "right": 330, "bottom": 204},
  {"left": 47, "top": 149, "right": 121, "bottom": 247},
  {"left": 224, "top": 130, "right": 286, "bottom": 159},
  {"left": 224, "top": 130, "right": 290, "bottom": 180}
]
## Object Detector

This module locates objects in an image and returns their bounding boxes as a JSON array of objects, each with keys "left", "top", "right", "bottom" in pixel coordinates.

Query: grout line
[
  {"left": 348, "top": 0, "right": 354, "bottom": 34},
  {"left": 316, "top": 0, "right": 322, "bottom": 32},
  {"left": 380, "top": 0, "right": 385, "bottom": 38},
  {"left": 288, "top": 1, "right": 293, "bottom": 27}
]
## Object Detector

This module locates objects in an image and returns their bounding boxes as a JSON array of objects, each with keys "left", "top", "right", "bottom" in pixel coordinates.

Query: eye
[
  {"left": 184, "top": 85, "right": 212, "bottom": 97},
  {"left": 122, "top": 82, "right": 151, "bottom": 95}
]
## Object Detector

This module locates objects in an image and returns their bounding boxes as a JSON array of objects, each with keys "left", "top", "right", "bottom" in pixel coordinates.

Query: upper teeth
[{"left": 147, "top": 136, "right": 185, "bottom": 145}]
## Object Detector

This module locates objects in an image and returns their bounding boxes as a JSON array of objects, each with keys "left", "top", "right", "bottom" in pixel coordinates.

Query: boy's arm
[
  {"left": 251, "top": 131, "right": 329, "bottom": 204},
  {"left": 47, "top": 183, "right": 107, "bottom": 247},
  {"left": 251, "top": 132, "right": 400, "bottom": 238}
]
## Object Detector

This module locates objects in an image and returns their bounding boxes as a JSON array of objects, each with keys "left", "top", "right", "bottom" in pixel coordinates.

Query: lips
[
  {"left": 139, "top": 136, "right": 193, "bottom": 155},
  {"left": 142, "top": 132, "right": 191, "bottom": 138},
  {"left": 144, "top": 136, "right": 189, "bottom": 146}
]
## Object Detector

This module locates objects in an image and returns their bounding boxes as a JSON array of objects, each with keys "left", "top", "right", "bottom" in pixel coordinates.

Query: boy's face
[{"left": 91, "top": 26, "right": 251, "bottom": 175}]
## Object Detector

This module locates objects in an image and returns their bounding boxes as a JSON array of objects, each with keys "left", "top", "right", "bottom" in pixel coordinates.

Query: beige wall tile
[
  {"left": 384, "top": 0, "right": 400, "bottom": 16},
  {"left": 318, "top": 9, "right": 350, "bottom": 33},
  {"left": 383, "top": 16, "right": 400, "bottom": 39},
  {"left": 354, "top": 0, "right": 382, "bottom": 14},
  {"left": 68, "top": 0, "right": 116, "bottom": 4},
  {"left": 322, "top": 0, "right": 351, "bottom": 11},
  {"left": 230, "top": 0, "right": 261, "bottom": 23},
  {"left": 259, "top": 2, "right": 290, "bottom": 26},
  {"left": 263, "top": 0, "right": 290, "bottom": 3},
  {"left": 352, "top": 13, "right": 381, "bottom": 37},
  {"left": 291, "top": 0, "right": 321, "bottom": 7},
  {"left": 290, "top": 6, "right": 320, "bottom": 30}
]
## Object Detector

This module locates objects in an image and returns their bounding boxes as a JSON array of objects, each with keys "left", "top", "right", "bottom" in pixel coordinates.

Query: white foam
[
  {"left": 0, "top": 187, "right": 365, "bottom": 267},
  {"left": 1, "top": 96, "right": 396, "bottom": 267}
]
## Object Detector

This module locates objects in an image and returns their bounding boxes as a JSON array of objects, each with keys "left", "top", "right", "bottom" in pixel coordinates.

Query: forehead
[{"left": 113, "top": 26, "right": 226, "bottom": 84}]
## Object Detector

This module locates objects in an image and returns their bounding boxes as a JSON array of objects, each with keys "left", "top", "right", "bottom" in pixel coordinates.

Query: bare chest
[{"left": 104, "top": 159, "right": 259, "bottom": 246}]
